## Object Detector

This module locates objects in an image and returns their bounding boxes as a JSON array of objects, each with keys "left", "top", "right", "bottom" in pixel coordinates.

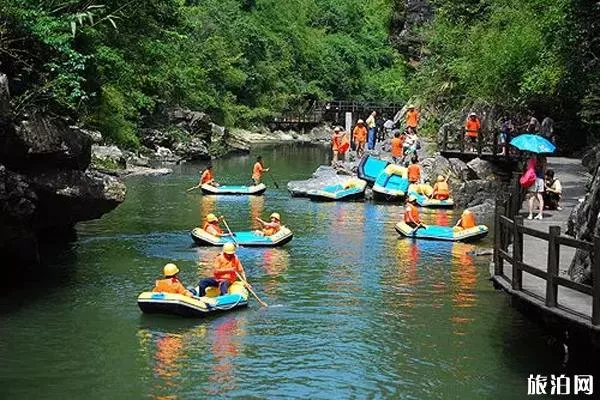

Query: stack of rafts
[
  {"left": 307, "top": 178, "right": 367, "bottom": 201},
  {"left": 372, "top": 164, "right": 410, "bottom": 201}
]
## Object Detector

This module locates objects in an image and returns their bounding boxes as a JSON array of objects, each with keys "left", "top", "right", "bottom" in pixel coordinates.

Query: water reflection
[
  {"left": 248, "top": 196, "right": 265, "bottom": 229},
  {"left": 450, "top": 242, "right": 478, "bottom": 336}
]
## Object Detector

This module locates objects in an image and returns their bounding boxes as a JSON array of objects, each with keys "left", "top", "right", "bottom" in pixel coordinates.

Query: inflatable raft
[
  {"left": 357, "top": 155, "right": 390, "bottom": 184},
  {"left": 395, "top": 221, "right": 488, "bottom": 242},
  {"left": 191, "top": 226, "right": 293, "bottom": 247},
  {"left": 307, "top": 178, "right": 367, "bottom": 201},
  {"left": 408, "top": 183, "right": 454, "bottom": 208},
  {"left": 372, "top": 164, "right": 410, "bottom": 201},
  {"left": 201, "top": 183, "right": 266, "bottom": 195},
  {"left": 138, "top": 282, "right": 248, "bottom": 317}
]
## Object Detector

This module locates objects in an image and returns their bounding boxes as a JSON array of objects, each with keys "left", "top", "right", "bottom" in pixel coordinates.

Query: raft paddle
[
  {"left": 266, "top": 170, "right": 280, "bottom": 189},
  {"left": 235, "top": 271, "right": 269, "bottom": 307},
  {"left": 187, "top": 184, "right": 201, "bottom": 192},
  {"left": 221, "top": 218, "right": 238, "bottom": 242}
]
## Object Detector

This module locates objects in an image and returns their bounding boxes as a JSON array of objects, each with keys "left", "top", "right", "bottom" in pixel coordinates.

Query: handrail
[{"left": 494, "top": 197, "right": 600, "bottom": 325}]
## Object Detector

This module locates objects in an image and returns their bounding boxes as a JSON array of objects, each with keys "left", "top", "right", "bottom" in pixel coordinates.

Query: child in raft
[
  {"left": 203, "top": 213, "right": 233, "bottom": 237},
  {"left": 255, "top": 212, "right": 282, "bottom": 236},
  {"left": 431, "top": 175, "right": 450, "bottom": 200},
  {"left": 454, "top": 210, "right": 477, "bottom": 231},
  {"left": 152, "top": 263, "right": 195, "bottom": 297}
]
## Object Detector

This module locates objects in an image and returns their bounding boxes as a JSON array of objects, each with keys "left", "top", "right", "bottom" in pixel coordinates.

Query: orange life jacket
[
  {"left": 406, "top": 110, "right": 419, "bottom": 128},
  {"left": 465, "top": 118, "right": 481, "bottom": 138},
  {"left": 203, "top": 221, "right": 223, "bottom": 236},
  {"left": 152, "top": 277, "right": 191, "bottom": 296},
  {"left": 252, "top": 162, "right": 264, "bottom": 181},
  {"left": 408, "top": 164, "right": 421, "bottom": 183},
  {"left": 213, "top": 254, "right": 243, "bottom": 284},
  {"left": 201, "top": 169, "right": 214, "bottom": 184},
  {"left": 433, "top": 181, "right": 449, "bottom": 200},
  {"left": 404, "top": 204, "right": 421, "bottom": 224},
  {"left": 391, "top": 137, "right": 403, "bottom": 157},
  {"left": 263, "top": 221, "right": 281, "bottom": 236},
  {"left": 353, "top": 126, "right": 367, "bottom": 143},
  {"left": 459, "top": 211, "right": 476, "bottom": 229}
]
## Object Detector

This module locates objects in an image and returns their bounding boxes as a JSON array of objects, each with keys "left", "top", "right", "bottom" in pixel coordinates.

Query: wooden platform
[{"left": 491, "top": 157, "right": 600, "bottom": 349}]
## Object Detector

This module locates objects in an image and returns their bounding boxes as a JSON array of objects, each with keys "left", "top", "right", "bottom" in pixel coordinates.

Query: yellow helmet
[
  {"left": 223, "top": 242, "right": 236, "bottom": 254},
  {"left": 163, "top": 263, "right": 179, "bottom": 277},
  {"left": 206, "top": 213, "right": 218, "bottom": 222},
  {"left": 270, "top": 212, "right": 281, "bottom": 221},
  {"left": 437, "top": 175, "right": 445, "bottom": 182}
]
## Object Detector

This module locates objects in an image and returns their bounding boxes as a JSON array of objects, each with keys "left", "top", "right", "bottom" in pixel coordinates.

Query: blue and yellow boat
[
  {"left": 357, "top": 155, "right": 390, "bottom": 184},
  {"left": 395, "top": 221, "right": 488, "bottom": 242},
  {"left": 191, "top": 226, "right": 293, "bottom": 247},
  {"left": 201, "top": 183, "right": 266, "bottom": 195},
  {"left": 372, "top": 164, "right": 410, "bottom": 201},
  {"left": 307, "top": 178, "right": 367, "bottom": 201},
  {"left": 137, "top": 282, "right": 248, "bottom": 317},
  {"left": 408, "top": 183, "right": 455, "bottom": 208}
]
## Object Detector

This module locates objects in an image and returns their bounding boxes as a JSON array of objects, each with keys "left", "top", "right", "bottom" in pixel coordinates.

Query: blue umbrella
[{"left": 509, "top": 134, "right": 556, "bottom": 154}]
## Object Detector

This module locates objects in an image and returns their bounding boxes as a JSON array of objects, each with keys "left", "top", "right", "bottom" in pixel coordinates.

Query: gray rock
[
  {"left": 581, "top": 145, "right": 600, "bottom": 174},
  {"left": 126, "top": 154, "right": 151, "bottom": 168},
  {"left": 174, "top": 138, "right": 210, "bottom": 160},
  {"left": 466, "top": 158, "right": 496, "bottom": 180},
  {"left": 453, "top": 179, "right": 509, "bottom": 208},
  {"left": 140, "top": 128, "right": 175, "bottom": 150},
  {"left": 168, "top": 108, "right": 212, "bottom": 138},
  {"left": 288, "top": 165, "right": 356, "bottom": 197},
  {"left": 211, "top": 123, "right": 226, "bottom": 143},
  {"left": 465, "top": 199, "right": 496, "bottom": 216},
  {"left": 0, "top": 115, "right": 92, "bottom": 170},
  {"left": 156, "top": 146, "right": 174, "bottom": 159},
  {"left": 420, "top": 155, "right": 452, "bottom": 184},
  {"left": 448, "top": 158, "right": 477, "bottom": 181},
  {"left": 92, "top": 145, "right": 126, "bottom": 168},
  {"left": 122, "top": 166, "right": 172, "bottom": 177},
  {"left": 75, "top": 127, "right": 103, "bottom": 144}
]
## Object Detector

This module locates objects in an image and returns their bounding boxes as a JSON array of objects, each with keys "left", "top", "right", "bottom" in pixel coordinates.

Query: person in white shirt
[{"left": 543, "top": 169, "right": 562, "bottom": 210}]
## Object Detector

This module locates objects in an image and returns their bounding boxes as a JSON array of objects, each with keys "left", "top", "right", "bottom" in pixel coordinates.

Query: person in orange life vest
[
  {"left": 200, "top": 163, "right": 219, "bottom": 187},
  {"left": 407, "top": 155, "right": 421, "bottom": 184},
  {"left": 331, "top": 126, "right": 348, "bottom": 165},
  {"left": 454, "top": 210, "right": 477, "bottom": 231},
  {"left": 405, "top": 104, "right": 419, "bottom": 132},
  {"left": 252, "top": 156, "right": 269, "bottom": 185},
  {"left": 390, "top": 131, "right": 404, "bottom": 164},
  {"left": 404, "top": 195, "right": 425, "bottom": 228},
  {"left": 203, "top": 213, "right": 233, "bottom": 237},
  {"left": 431, "top": 175, "right": 450, "bottom": 200},
  {"left": 152, "top": 263, "right": 194, "bottom": 297},
  {"left": 255, "top": 212, "right": 282, "bottom": 236},
  {"left": 353, "top": 119, "right": 367, "bottom": 158},
  {"left": 464, "top": 112, "right": 481, "bottom": 152},
  {"left": 197, "top": 243, "right": 247, "bottom": 297}
]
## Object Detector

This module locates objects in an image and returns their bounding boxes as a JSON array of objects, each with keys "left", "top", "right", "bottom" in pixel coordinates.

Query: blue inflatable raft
[
  {"left": 357, "top": 155, "right": 390, "bottom": 184},
  {"left": 307, "top": 179, "right": 367, "bottom": 201},
  {"left": 191, "top": 226, "right": 293, "bottom": 247},
  {"left": 372, "top": 164, "right": 410, "bottom": 201},
  {"left": 395, "top": 221, "right": 488, "bottom": 242},
  {"left": 201, "top": 183, "right": 266, "bottom": 195},
  {"left": 407, "top": 184, "right": 455, "bottom": 208},
  {"left": 138, "top": 282, "right": 248, "bottom": 317}
]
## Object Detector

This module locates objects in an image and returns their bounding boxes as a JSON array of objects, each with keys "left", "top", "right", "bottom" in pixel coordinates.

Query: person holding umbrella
[{"left": 526, "top": 155, "right": 546, "bottom": 220}]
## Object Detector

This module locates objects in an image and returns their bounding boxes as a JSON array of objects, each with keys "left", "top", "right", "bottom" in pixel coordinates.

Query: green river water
[{"left": 0, "top": 144, "right": 587, "bottom": 399}]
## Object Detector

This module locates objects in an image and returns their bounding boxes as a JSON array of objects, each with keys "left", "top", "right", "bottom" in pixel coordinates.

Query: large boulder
[
  {"left": 174, "top": 138, "right": 210, "bottom": 160},
  {"left": 168, "top": 108, "right": 212, "bottom": 138},
  {"left": 581, "top": 144, "right": 600, "bottom": 174},
  {"left": 287, "top": 166, "right": 356, "bottom": 197},
  {"left": 448, "top": 158, "right": 478, "bottom": 181},
  {"left": 92, "top": 145, "right": 126, "bottom": 169},
  {"left": 453, "top": 179, "right": 509, "bottom": 208},
  {"left": 140, "top": 128, "right": 175, "bottom": 150},
  {"left": 466, "top": 158, "right": 497, "bottom": 180},
  {"left": 420, "top": 155, "right": 452, "bottom": 183},
  {"left": 0, "top": 115, "right": 92, "bottom": 171}
]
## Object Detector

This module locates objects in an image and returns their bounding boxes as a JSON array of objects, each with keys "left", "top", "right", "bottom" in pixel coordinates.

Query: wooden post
[
  {"left": 477, "top": 132, "right": 483, "bottom": 157},
  {"left": 512, "top": 215, "right": 524, "bottom": 290},
  {"left": 545, "top": 226, "right": 561, "bottom": 308},
  {"left": 593, "top": 236, "right": 600, "bottom": 325},
  {"left": 494, "top": 199, "right": 504, "bottom": 276},
  {"left": 459, "top": 129, "right": 465, "bottom": 153}
]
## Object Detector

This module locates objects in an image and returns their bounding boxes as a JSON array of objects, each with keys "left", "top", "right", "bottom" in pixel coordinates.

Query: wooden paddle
[
  {"left": 266, "top": 170, "right": 280, "bottom": 189},
  {"left": 235, "top": 271, "right": 269, "bottom": 307},
  {"left": 221, "top": 218, "right": 237, "bottom": 240},
  {"left": 186, "top": 184, "right": 201, "bottom": 192}
]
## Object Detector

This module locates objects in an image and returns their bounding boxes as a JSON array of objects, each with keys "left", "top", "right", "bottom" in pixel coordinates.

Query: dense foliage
[
  {"left": 1, "top": 0, "right": 599, "bottom": 147},
  {"left": 0, "top": 0, "right": 407, "bottom": 146}
]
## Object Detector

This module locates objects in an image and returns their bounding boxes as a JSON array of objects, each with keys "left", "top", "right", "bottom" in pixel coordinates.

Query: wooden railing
[
  {"left": 440, "top": 128, "right": 510, "bottom": 159},
  {"left": 493, "top": 198, "right": 600, "bottom": 326}
]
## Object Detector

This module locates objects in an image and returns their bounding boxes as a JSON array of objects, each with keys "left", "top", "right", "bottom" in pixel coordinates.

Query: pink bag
[{"left": 520, "top": 158, "right": 536, "bottom": 188}]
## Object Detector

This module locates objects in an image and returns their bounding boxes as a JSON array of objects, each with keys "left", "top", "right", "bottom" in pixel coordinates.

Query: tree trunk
[{"left": 0, "top": 73, "right": 9, "bottom": 117}]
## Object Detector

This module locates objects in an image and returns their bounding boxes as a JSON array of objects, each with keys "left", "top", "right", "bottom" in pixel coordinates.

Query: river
[{"left": 0, "top": 144, "right": 582, "bottom": 399}]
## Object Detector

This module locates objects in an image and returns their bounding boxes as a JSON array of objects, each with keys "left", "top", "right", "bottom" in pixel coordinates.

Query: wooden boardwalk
[{"left": 491, "top": 157, "right": 600, "bottom": 348}]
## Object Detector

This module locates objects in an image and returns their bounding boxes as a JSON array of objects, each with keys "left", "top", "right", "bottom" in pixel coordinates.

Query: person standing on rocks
[
  {"left": 366, "top": 111, "right": 377, "bottom": 150},
  {"left": 390, "top": 131, "right": 404, "bottom": 164},
  {"left": 540, "top": 116, "right": 555, "bottom": 143},
  {"left": 252, "top": 156, "right": 269, "bottom": 185},
  {"left": 527, "top": 155, "right": 546, "bottom": 220},
  {"left": 353, "top": 119, "right": 367, "bottom": 158},
  {"left": 331, "top": 126, "right": 348, "bottom": 166},
  {"left": 405, "top": 105, "right": 419, "bottom": 133},
  {"left": 464, "top": 112, "right": 481, "bottom": 152}
]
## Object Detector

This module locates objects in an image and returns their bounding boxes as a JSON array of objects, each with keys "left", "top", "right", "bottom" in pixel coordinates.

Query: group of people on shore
[{"left": 331, "top": 105, "right": 421, "bottom": 164}]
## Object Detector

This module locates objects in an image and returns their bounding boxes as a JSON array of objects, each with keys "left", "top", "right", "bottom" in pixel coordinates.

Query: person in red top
[
  {"left": 252, "top": 156, "right": 269, "bottom": 185},
  {"left": 200, "top": 164, "right": 219, "bottom": 187},
  {"left": 152, "top": 263, "right": 194, "bottom": 297},
  {"left": 407, "top": 156, "right": 421, "bottom": 184},
  {"left": 405, "top": 105, "right": 419, "bottom": 132},
  {"left": 464, "top": 112, "right": 481, "bottom": 152},
  {"left": 404, "top": 195, "right": 423, "bottom": 228},
  {"left": 202, "top": 213, "right": 233, "bottom": 237},
  {"left": 255, "top": 212, "right": 282, "bottom": 236},
  {"left": 353, "top": 119, "right": 367, "bottom": 158},
  {"left": 197, "top": 243, "right": 247, "bottom": 297},
  {"left": 431, "top": 175, "right": 450, "bottom": 200},
  {"left": 331, "top": 127, "right": 349, "bottom": 165},
  {"left": 390, "top": 131, "right": 404, "bottom": 164}
]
